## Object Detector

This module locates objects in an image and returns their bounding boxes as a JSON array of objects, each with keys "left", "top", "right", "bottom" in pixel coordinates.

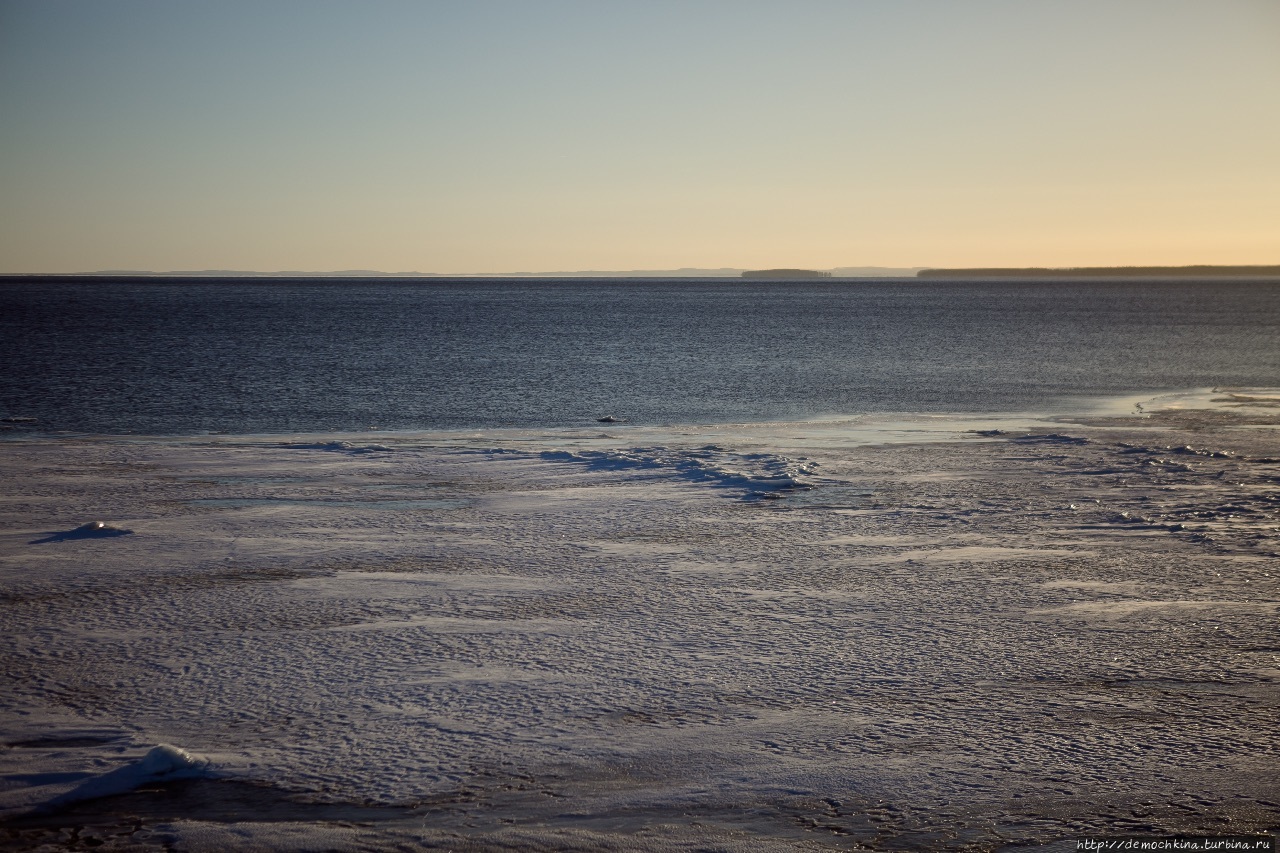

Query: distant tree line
[{"left": 917, "top": 265, "right": 1280, "bottom": 278}]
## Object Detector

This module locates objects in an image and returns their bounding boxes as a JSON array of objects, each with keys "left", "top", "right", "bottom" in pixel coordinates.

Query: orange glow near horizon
[{"left": 1, "top": 0, "right": 1277, "bottom": 274}]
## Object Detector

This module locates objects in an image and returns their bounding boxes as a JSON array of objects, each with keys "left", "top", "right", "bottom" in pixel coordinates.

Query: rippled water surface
[{"left": 2, "top": 278, "right": 1278, "bottom": 433}]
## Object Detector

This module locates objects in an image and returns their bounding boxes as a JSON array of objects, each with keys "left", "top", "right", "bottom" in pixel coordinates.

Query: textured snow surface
[{"left": 2, "top": 392, "right": 1279, "bottom": 850}]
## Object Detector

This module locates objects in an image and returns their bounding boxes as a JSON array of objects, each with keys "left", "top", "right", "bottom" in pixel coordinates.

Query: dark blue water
[{"left": 2, "top": 278, "right": 1277, "bottom": 434}]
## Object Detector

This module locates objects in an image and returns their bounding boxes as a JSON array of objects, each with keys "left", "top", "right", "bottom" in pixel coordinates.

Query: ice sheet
[{"left": 2, "top": 391, "right": 1278, "bottom": 849}]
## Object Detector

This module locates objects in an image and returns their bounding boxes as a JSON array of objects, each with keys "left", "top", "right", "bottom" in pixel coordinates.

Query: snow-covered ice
[{"left": 2, "top": 391, "right": 1278, "bottom": 850}]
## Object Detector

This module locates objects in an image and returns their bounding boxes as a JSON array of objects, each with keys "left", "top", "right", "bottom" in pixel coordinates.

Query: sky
[{"left": 1, "top": 0, "right": 1277, "bottom": 274}]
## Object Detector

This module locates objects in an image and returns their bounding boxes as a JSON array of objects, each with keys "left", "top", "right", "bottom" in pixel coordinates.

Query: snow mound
[
  {"left": 29, "top": 521, "right": 134, "bottom": 543},
  {"left": 133, "top": 744, "right": 206, "bottom": 776},
  {"left": 44, "top": 745, "right": 212, "bottom": 810},
  {"left": 73, "top": 521, "right": 131, "bottom": 536}
]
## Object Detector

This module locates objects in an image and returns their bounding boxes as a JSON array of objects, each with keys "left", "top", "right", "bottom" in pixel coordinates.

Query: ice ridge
[
  {"left": 281, "top": 441, "right": 393, "bottom": 454},
  {"left": 540, "top": 444, "right": 815, "bottom": 498}
]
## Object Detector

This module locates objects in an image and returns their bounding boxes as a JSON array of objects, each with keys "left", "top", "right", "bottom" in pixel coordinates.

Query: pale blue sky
[{"left": 1, "top": 0, "right": 1277, "bottom": 273}]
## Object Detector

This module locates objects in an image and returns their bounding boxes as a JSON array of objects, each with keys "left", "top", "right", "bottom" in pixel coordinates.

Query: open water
[{"left": 1, "top": 277, "right": 1278, "bottom": 434}]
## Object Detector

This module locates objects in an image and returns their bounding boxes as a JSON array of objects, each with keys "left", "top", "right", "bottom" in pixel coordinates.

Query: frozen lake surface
[{"left": 1, "top": 391, "right": 1279, "bottom": 850}]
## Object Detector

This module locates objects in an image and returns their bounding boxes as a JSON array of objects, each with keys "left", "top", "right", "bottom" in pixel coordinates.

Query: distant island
[
  {"left": 741, "top": 269, "right": 833, "bottom": 279},
  {"left": 917, "top": 265, "right": 1280, "bottom": 279}
]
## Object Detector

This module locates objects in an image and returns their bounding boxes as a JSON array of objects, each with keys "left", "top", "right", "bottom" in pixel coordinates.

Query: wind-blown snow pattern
[{"left": 1, "top": 390, "right": 1278, "bottom": 850}]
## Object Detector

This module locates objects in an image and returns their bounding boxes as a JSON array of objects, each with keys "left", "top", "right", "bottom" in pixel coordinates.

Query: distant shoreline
[
  {"left": 2, "top": 265, "right": 1279, "bottom": 284},
  {"left": 916, "top": 265, "right": 1280, "bottom": 278}
]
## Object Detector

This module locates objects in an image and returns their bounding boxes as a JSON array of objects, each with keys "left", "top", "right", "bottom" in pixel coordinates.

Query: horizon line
[{"left": 5, "top": 263, "right": 1280, "bottom": 279}]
